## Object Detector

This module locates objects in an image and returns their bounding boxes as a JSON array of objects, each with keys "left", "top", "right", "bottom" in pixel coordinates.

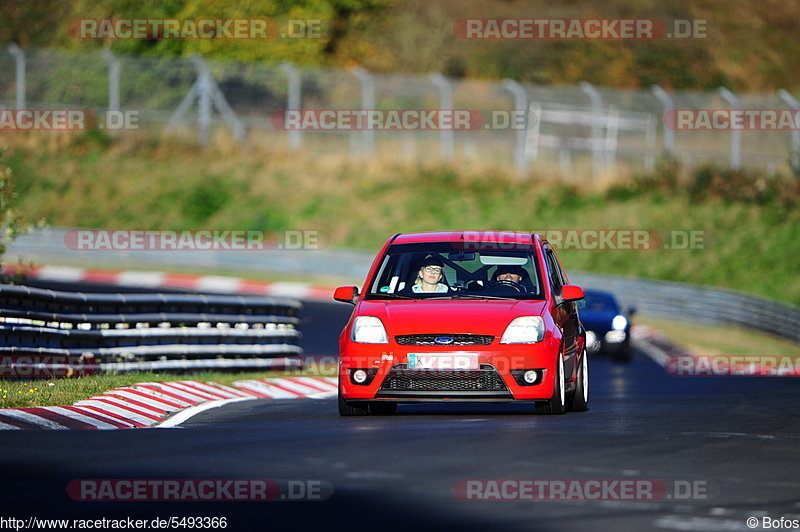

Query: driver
[{"left": 490, "top": 265, "right": 529, "bottom": 292}]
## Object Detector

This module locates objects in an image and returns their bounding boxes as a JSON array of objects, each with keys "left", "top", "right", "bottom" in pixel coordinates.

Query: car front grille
[
  {"left": 394, "top": 334, "right": 494, "bottom": 346},
  {"left": 379, "top": 364, "right": 507, "bottom": 392}
]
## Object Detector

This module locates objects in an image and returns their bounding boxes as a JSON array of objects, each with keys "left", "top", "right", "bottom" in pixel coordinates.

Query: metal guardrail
[
  {"left": 0, "top": 284, "right": 303, "bottom": 377},
  {"left": 570, "top": 272, "right": 800, "bottom": 344}
]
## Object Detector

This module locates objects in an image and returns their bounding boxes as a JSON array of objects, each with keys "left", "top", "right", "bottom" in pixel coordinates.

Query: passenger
[{"left": 411, "top": 256, "right": 450, "bottom": 293}]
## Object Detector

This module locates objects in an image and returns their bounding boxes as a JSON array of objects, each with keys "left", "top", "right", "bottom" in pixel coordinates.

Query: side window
[
  {"left": 544, "top": 247, "right": 563, "bottom": 295},
  {"left": 549, "top": 248, "right": 568, "bottom": 285}
]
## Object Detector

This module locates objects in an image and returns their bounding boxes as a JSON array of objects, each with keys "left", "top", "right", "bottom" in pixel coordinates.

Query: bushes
[{"left": 606, "top": 155, "right": 799, "bottom": 208}]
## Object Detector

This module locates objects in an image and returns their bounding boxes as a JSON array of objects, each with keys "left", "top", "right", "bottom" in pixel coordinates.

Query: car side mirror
[
  {"left": 334, "top": 286, "right": 359, "bottom": 304},
  {"left": 561, "top": 285, "right": 585, "bottom": 303}
]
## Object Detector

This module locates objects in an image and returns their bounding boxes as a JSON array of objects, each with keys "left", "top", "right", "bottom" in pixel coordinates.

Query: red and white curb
[
  {"left": 3, "top": 265, "right": 337, "bottom": 302},
  {"left": 633, "top": 326, "right": 799, "bottom": 376},
  {"left": 0, "top": 377, "right": 337, "bottom": 430}
]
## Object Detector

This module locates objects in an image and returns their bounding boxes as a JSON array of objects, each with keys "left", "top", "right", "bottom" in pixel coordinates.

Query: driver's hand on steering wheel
[
  {"left": 492, "top": 272, "right": 529, "bottom": 293},
  {"left": 493, "top": 279, "right": 527, "bottom": 292}
]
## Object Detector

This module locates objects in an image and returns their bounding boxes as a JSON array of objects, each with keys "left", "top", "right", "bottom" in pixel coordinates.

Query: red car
[{"left": 334, "top": 231, "right": 588, "bottom": 416}]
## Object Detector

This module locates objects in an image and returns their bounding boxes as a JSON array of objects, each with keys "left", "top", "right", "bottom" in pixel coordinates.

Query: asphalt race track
[{"left": 2, "top": 283, "right": 800, "bottom": 531}]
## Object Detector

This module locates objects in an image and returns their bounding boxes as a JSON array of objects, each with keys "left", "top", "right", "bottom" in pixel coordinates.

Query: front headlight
[
  {"left": 612, "top": 315, "right": 628, "bottom": 331},
  {"left": 500, "top": 316, "right": 545, "bottom": 344},
  {"left": 351, "top": 316, "right": 389, "bottom": 344}
]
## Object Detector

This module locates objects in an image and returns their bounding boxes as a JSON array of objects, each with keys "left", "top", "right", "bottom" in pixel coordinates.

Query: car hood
[{"left": 358, "top": 299, "right": 548, "bottom": 336}]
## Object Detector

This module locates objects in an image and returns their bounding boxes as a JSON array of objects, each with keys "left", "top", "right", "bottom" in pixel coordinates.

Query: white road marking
[{"left": 156, "top": 397, "right": 257, "bottom": 428}]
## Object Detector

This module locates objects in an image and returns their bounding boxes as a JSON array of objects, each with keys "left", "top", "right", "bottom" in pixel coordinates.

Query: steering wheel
[{"left": 492, "top": 280, "right": 528, "bottom": 293}]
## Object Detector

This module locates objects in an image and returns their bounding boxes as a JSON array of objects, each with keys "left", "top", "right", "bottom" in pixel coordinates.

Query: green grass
[
  {"left": 637, "top": 316, "right": 800, "bottom": 360},
  {"left": 0, "top": 366, "right": 337, "bottom": 409},
  {"left": 3, "top": 133, "right": 800, "bottom": 305}
]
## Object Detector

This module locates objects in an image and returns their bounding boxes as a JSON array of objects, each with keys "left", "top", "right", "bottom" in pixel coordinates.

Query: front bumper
[{"left": 339, "top": 338, "right": 562, "bottom": 401}]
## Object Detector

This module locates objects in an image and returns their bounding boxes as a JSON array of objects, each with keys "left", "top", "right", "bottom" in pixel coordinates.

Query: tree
[{"left": 0, "top": 153, "right": 31, "bottom": 277}]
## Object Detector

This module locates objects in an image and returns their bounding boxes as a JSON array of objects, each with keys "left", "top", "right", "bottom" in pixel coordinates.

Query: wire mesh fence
[{"left": 1, "top": 46, "right": 798, "bottom": 178}]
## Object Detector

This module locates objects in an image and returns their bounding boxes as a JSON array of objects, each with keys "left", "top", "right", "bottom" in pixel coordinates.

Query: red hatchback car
[{"left": 334, "top": 231, "right": 588, "bottom": 416}]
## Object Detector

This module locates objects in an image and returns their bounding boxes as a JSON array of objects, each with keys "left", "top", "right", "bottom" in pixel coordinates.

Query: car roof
[{"left": 391, "top": 231, "right": 538, "bottom": 245}]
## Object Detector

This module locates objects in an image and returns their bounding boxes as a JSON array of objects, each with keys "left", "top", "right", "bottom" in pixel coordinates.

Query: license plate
[{"left": 407, "top": 353, "right": 479, "bottom": 370}]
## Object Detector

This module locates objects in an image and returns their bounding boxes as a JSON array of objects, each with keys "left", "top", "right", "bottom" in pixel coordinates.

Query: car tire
[
  {"left": 535, "top": 352, "right": 566, "bottom": 415},
  {"left": 568, "top": 349, "right": 589, "bottom": 412},
  {"left": 370, "top": 402, "right": 398, "bottom": 415},
  {"left": 338, "top": 387, "right": 368, "bottom": 416}
]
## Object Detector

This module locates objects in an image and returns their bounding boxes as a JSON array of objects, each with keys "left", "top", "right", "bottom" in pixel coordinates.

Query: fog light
[
  {"left": 352, "top": 369, "right": 368, "bottom": 384},
  {"left": 523, "top": 370, "right": 539, "bottom": 384},
  {"left": 586, "top": 330, "right": 597, "bottom": 347}
]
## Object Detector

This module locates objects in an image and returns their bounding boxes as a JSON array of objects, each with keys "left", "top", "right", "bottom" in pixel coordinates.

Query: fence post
[
  {"left": 718, "top": 87, "right": 741, "bottom": 170},
  {"left": 429, "top": 72, "right": 453, "bottom": 161},
  {"left": 644, "top": 114, "right": 657, "bottom": 171},
  {"left": 778, "top": 89, "right": 800, "bottom": 176},
  {"left": 579, "top": 81, "right": 603, "bottom": 177},
  {"left": 352, "top": 67, "right": 375, "bottom": 157},
  {"left": 281, "top": 62, "right": 302, "bottom": 150},
  {"left": 189, "top": 56, "right": 214, "bottom": 146},
  {"left": 604, "top": 107, "right": 620, "bottom": 169},
  {"left": 6, "top": 44, "right": 25, "bottom": 110},
  {"left": 525, "top": 101, "right": 541, "bottom": 164},
  {"left": 501, "top": 79, "right": 528, "bottom": 175},
  {"left": 650, "top": 85, "right": 675, "bottom": 157},
  {"left": 102, "top": 49, "right": 120, "bottom": 114}
]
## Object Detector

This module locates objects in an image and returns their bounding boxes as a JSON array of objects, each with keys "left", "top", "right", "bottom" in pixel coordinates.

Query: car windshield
[
  {"left": 582, "top": 291, "right": 620, "bottom": 313},
  {"left": 366, "top": 242, "right": 544, "bottom": 300}
]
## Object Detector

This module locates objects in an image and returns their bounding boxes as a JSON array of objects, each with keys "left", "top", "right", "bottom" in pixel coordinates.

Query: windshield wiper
[
  {"left": 452, "top": 294, "right": 518, "bottom": 300},
  {"left": 369, "top": 293, "right": 416, "bottom": 300}
]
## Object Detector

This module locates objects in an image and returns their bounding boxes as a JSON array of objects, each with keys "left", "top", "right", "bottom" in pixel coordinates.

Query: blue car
[{"left": 579, "top": 289, "right": 635, "bottom": 361}]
